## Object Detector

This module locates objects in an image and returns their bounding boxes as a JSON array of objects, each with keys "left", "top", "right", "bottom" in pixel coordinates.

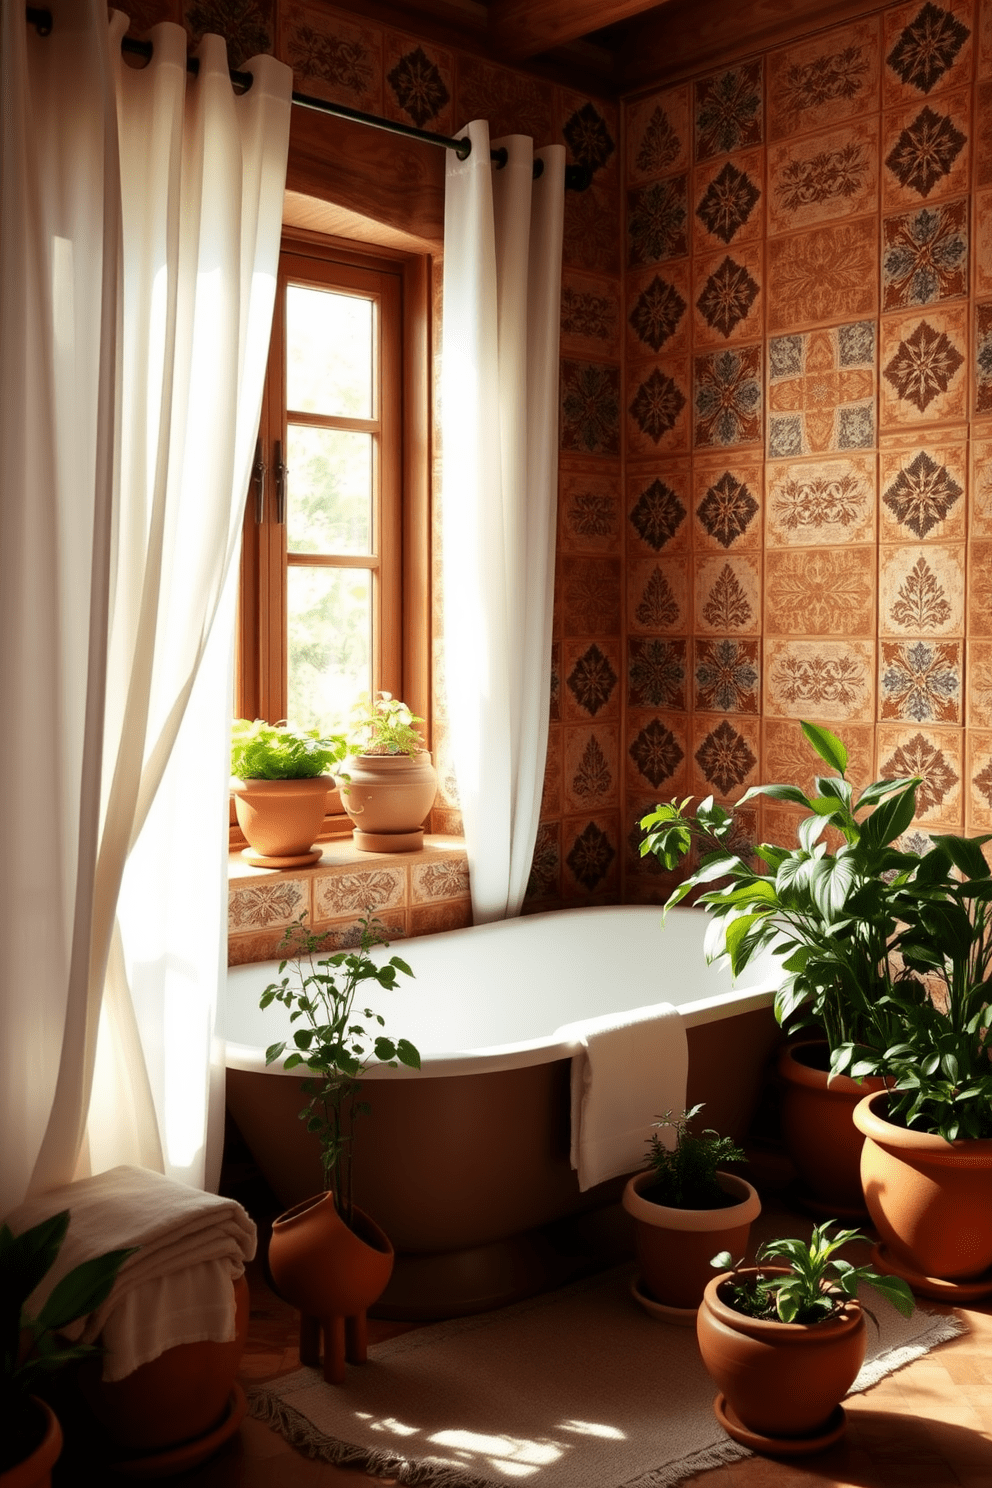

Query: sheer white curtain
[
  {"left": 441, "top": 122, "right": 565, "bottom": 924},
  {"left": 0, "top": 0, "right": 290, "bottom": 1215}
]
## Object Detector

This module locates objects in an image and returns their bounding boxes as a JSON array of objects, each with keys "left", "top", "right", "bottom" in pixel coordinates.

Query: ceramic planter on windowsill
[
  {"left": 336, "top": 751, "right": 438, "bottom": 853},
  {"left": 231, "top": 775, "right": 335, "bottom": 868}
]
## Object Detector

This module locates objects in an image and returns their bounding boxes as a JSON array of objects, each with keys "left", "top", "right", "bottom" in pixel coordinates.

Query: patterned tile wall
[{"left": 623, "top": 0, "right": 992, "bottom": 901}]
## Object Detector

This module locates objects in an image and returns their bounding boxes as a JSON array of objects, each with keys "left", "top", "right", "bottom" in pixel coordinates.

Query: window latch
[
  {"left": 251, "top": 437, "right": 266, "bottom": 523},
  {"left": 273, "top": 439, "right": 288, "bottom": 525}
]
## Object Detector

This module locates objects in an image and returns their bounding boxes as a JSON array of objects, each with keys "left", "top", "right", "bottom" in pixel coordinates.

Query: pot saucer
[
  {"left": 870, "top": 1243, "right": 992, "bottom": 1302},
  {"left": 713, "top": 1395, "right": 847, "bottom": 1456},
  {"left": 108, "top": 1384, "right": 247, "bottom": 1478},
  {"left": 630, "top": 1275, "right": 697, "bottom": 1327},
  {"left": 241, "top": 847, "right": 322, "bottom": 869}
]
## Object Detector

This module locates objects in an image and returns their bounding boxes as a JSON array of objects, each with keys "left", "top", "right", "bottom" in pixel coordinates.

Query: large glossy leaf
[
  {"left": 801, "top": 721, "right": 848, "bottom": 774},
  {"left": 859, "top": 783, "right": 918, "bottom": 849},
  {"left": 928, "top": 834, "right": 992, "bottom": 880}
]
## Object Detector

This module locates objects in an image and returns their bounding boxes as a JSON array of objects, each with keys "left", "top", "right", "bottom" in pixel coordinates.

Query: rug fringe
[
  {"left": 621, "top": 1437, "right": 750, "bottom": 1487},
  {"left": 247, "top": 1389, "right": 500, "bottom": 1487},
  {"left": 849, "top": 1306, "right": 968, "bottom": 1394}
]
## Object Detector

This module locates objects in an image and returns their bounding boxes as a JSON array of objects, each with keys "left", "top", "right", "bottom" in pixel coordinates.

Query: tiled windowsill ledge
[{"left": 228, "top": 834, "right": 471, "bottom": 966}]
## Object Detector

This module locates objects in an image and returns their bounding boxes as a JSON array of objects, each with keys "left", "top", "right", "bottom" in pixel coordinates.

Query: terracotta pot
[
  {"left": 335, "top": 752, "right": 437, "bottom": 852},
  {"left": 854, "top": 1090, "right": 992, "bottom": 1293},
  {"left": 697, "top": 1267, "right": 865, "bottom": 1448},
  {"left": 0, "top": 1400, "right": 62, "bottom": 1488},
  {"left": 74, "top": 1274, "right": 249, "bottom": 1460},
  {"left": 267, "top": 1193, "right": 394, "bottom": 1383},
  {"left": 231, "top": 775, "right": 332, "bottom": 868},
  {"left": 622, "top": 1171, "right": 761, "bottom": 1313},
  {"left": 778, "top": 1041, "right": 887, "bottom": 1217}
]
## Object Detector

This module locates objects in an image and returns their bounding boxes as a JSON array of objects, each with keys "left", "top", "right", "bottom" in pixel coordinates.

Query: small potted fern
[
  {"left": 621, "top": 1104, "right": 760, "bottom": 1320},
  {"left": 335, "top": 693, "right": 437, "bottom": 853},
  {"left": 230, "top": 719, "right": 347, "bottom": 868}
]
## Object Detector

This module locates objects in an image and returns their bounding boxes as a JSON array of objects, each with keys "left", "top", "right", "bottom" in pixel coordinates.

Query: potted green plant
[
  {"left": 1, "top": 1210, "right": 135, "bottom": 1485},
  {"left": 640, "top": 721, "right": 921, "bottom": 1215},
  {"left": 697, "top": 1220, "right": 913, "bottom": 1453},
  {"left": 621, "top": 1104, "right": 760, "bottom": 1321},
  {"left": 230, "top": 718, "right": 347, "bottom": 868},
  {"left": 261, "top": 913, "right": 421, "bottom": 1383},
  {"left": 335, "top": 692, "right": 437, "bottom": 853}
]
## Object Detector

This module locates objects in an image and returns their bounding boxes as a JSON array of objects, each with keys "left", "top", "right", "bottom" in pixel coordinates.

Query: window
[{"left": 236, "top": 230, "right": 430, "bottom": 835}]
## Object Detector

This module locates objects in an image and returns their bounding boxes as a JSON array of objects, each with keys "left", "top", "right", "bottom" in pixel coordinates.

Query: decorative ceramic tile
[
  {"left": 319, "top": 911, "right": 407, "bottom": 949},
  {"left": 455, "top": 55, "right": 554, "bottom": 142},
  {"left": 563, "top": 639, "right": 621, "bottom": 718},
  {"left": 626, "top": 710, "right": 689, "bottom": 791},
  {"left": 767, "top": 324, "right": 876, "bottom": 457},
  {"left": 562, "top": 815, "right": 620, "bottom": 895},
  {"left": 564, "top": 726, "right": 619, "bottom": 812},
  {"left": 976, "top": 80, "right": 992, "bottom": 184},
  {"left": 692, "top": 637, "right": 760, "bottom": 712},
  {"left": 559, "top": 461, "right": 621, "bottom": 554},
  {"left": 312, "top": 867, "right": 405, "bottom": 921},
  {"left": 881, "top": 198, "right": 968, "bottom": 309},
  {"left": 627, "top": 176, "right": 689, "bottom": 266},
  {"left": 881, "top": 0, "right": 974, "bottom": 108},
  {"left": 765, "top": 454, "right": 877, "bottom": 548},
  {"left": 692, "top": 245, "right": 763, "bottom": 346},
  {"left": 627, "top": 360, "right": 690, "bottom": 455},
  {"left": 975, "top": 190, "right": 992, "bottom": 294},
  {"left": 410, "top": 901, "right": 472, "bottom": 937},
  {"left": 563, "top": 174, "right": 621, "bottom": 276},
  {"left": 981, "top": 0, "right": 992, "bottom": 73},
  {"left": 430, "top": 807, "right": 463, "bottom": 836},
  {"left": 977, "top": 301, "right": 992, "bottom": 413},
  {"left": 966, "top": 729, "right": 992, "bottom": 828},
  {"left": 879, "top": 435, "right": 967, "bottom": 539},
  {"left": 877, "top": 723, "right": 963, "bottom": 821},
  {"left": 765, "top": 547, "right": 875, "bottom": 636},
  {"left": 627, "top": 636, "right": 688, "bottom": 708},
  {"left": 879, "top": 543, "right": 966, "bottom": 633},
  {"left": 542, "top": 724, "right": 562, "bottom": 814},
  {"left": 562, "top": 94, "right": 618, "bottom": 180},
  {"left": 763, "top": 717, "right": 877, "bottom": 795},
  {"left": 690, "top": 716, "right": 761, "bottom": 798},
  {"left": 410, "top": 854, "right": 470, "bottom": 904},
  {"left": 767, "top": 19, "right": 881, "bottom": 141},
  {"left": 764, "top": 639, "right": 876, "bottom": 720},
  {"left": 879, "top": 305, "right": 968, "bottom": 425},
  {"left": 970, "top": 427, "right": 992, "bottom": 535},
  {"left": 186, "top": 0, "right": 273, "bottom": 67},
  {"left": 560, "top": 557, "right": 622, "bottom": 636},
  {"left": 766, "top": 218, "right": 878, "bottom": 333},
  {"left": 227, "top": 927, "right": 290, "bottom": 966},
  {"left": 431, "top": 721, "right": 460, "bottom": 808},
  {"left": 693, "top": 346, "right": 763, "bottom": 449},
  {"left": 767, "top": 121, "right": 879, "bottom": 235},
  {"left": 382, "top": 32, "right": 453, "bottom": 130},
  {"left": 627, "top": 558, "right": 688, "bottom": 634},
  {"left": 627, "top": 465, "right": 691, "bottom": 554},
  {"left": 626, "top": 85, "right": 691, "bottom": 183},
  {"left": 560, "top": 272, "right": 622, "bottom": 359},
  {"left": 692, "top": 150, "right": 764, "bottom": 251},
  {"left": 525, "top": 821, "right": 561, "bottom": 902},
  {"left": 692, "top": 458, "right": 764, "bottom": 551},
  {"left": 968, "top": 542, "right": 992, "bottom": 633},
  {"left": 560, "top": 359, "right": 621, "bottom": 455},
  {"left": 279, "top": 1, "right": 382, "bottom": 113},
  {"left": 879, "top": 638, "right": 962, "bottom": 720},
  {"left": 693, "top": 554, "right": 762, "bottom": 635},
  {"left": 626, "top": 262, "right": 691, "bottom": 357},
  {"left": 228, "top": 875, "right": 308, "bottom": 932},
  {"left": 881, "top": 90, "right": 971, "bottom": 209},
  {"left": 694, "top": 61, "right": 763, "bottom": 161}
]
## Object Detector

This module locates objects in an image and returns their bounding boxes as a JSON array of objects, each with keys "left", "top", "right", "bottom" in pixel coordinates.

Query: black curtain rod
[{"left": 25, "top": 7, "right": 591, "bottom": 191}]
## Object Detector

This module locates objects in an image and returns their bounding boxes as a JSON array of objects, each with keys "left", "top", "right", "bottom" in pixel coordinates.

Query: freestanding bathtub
[{"left": 225, "top": 904, "right": 783, "bottom": 1318}]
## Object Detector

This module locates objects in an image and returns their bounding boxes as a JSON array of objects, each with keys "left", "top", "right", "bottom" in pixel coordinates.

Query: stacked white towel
[
  {"left": 5, "top": 1165, "right": 256, "bottom": 1380},
  {"left": 559, "top": 1002, "right": 689, "bottom": 1192}
]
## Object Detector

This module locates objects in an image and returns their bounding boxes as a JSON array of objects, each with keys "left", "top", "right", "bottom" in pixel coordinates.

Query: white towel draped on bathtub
[
  {"left": 559, "top": 1003, "right": 689, "bottom": 1192},
  {"left": 4, "top": 1164, "right": 256, "bottom": 1380}
]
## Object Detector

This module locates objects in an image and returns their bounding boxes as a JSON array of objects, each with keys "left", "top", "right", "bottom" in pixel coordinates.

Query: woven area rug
[{"left": 248, "top": 1245, "right": 965, "bottom": 1488}]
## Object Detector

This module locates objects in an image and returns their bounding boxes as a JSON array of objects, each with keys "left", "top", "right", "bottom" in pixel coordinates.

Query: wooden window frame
[{"left": 233, "top": 228, "right": 431, "bottom": 847}]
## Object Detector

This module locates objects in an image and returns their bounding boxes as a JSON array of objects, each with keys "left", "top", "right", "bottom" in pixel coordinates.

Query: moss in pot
[{"left": 622, "top": 1105, "right": 761, "bottom": 1321}]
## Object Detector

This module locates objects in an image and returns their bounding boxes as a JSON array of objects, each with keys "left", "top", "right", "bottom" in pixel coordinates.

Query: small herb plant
[
  {"left": 231, "top": 719, "right": 347, "bottom": 780},
  {"left": 643, "top": 1104, "right": 745, "bottom": 1209},
  {"left": 712, "top": 1220, "right": 914, "bottom": 1325},
  {"left": 1, "top": 1211, "right": 136, "bottom": 1469},
  {"left": 261, "top": 914, "right": 421, "bottom": 1229},
  {"left": 346, "top": 692, "right": 424, "bottom": 757}
]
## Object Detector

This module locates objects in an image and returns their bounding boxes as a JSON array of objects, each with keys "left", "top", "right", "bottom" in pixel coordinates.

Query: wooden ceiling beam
[{"left": 488, "top": 0, "right": 667, "bottom": 62}]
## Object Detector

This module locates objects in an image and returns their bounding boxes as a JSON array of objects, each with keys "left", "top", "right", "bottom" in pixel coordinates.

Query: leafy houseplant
[
  {"left": 1, "top": 1210, "right": 135, "bottom": 1476},
  {"left": 230, "top": 719, "right": 347, "bottom": 779},
  {"left": 230, "top": 719, "right": 348, "bottom": 868},
  {"left": 345, "top": 692, "right": 425, "bottom": 756},
  {"left": 697, "top": 1221, "right": 913, "bottom": 1451},
  {"left": 335, "top": 693, "right": 437, "bottom": 852},
  {"left": 622, "top": 1106, "right": 761, "bottom": 1315}
]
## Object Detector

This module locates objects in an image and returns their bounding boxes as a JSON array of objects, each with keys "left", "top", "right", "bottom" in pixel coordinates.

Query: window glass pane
[
  {"left": 286, "top": 426, "right": 371, "bottom": 555},
  {"left": 287, "top": 567, "right": 371, "bottom": 731},
  {"left": 286, "top": 286, "right": 373, "bottom": 418}
]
